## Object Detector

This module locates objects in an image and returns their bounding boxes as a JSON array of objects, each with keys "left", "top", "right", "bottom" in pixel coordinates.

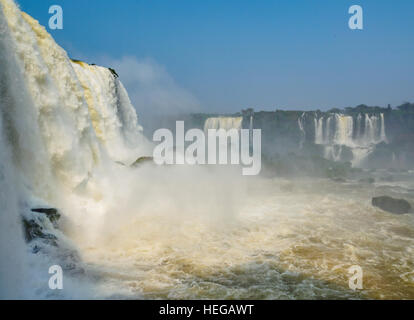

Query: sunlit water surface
[{"left": 71, "top": 174, "right": 414, "bottom": 300}]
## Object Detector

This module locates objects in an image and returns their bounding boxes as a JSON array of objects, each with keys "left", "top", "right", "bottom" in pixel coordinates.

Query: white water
[
  {"left": 314, "top": 117, "right": 324, "bottom": 145},
  {"left": 249, "top": 115, "right": 254, "bottom": 145},
  {"left": 0, "top": 103, "right": 27, "bottom": 299},
  {"left": 0, "top": 1, "right": 248, "bottom": 299},
  {"left": 0, "top": 0, "right": 151, "bottom": 298},
  {"left": 204, "top": 117, "right": 243, "bottom": 132},
  {"left": 380, "top": 113, "right": 387, "bottom": 143},
  {"left": 1, "top": 1, "right": 413, "bottom": 300},
  {"left": 298, "top": 113, "right": 306, "bottom": 149},
  {"left": 314, "top": 113, "right": 387, "bottom": 166}
]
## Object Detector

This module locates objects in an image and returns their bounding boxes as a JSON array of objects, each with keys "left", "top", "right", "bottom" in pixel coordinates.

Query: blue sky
[{"left": 16, "top": 0, "right": 414, "bottom": 113}]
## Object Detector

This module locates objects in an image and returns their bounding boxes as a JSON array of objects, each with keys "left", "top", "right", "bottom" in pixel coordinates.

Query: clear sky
[{"left": 15, "top": 0, "right": 414, "bottom": 113}]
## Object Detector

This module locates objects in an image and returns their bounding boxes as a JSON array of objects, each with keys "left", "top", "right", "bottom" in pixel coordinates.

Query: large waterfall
[
  {"left": 314, "top": 113, "right": 387, "bottom": 165},
  {"left": 1, "top": 0, "right": 414, "bottom": 301},
  {"left": 0, "top": 0, "right": 150, "bottom": 298},
  {"left": 298, "top": 112, "right": 306, "bottom": 149}
]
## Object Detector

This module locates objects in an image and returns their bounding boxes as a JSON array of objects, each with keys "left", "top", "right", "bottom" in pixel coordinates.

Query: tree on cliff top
[{"left": 397, "top": 102, "right": 414, "bottom": 112}]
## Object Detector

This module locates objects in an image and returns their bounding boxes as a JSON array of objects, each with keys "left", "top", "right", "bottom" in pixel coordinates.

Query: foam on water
[
  {"left": 0, "top": 0, "right": 412, "bottom": 300},
  {"left": 72, "top": 177, "right": 414, "bottom": 299}
]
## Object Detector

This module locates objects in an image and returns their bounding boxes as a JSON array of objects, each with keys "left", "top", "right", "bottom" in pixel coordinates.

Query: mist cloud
[{"left": 99, "top": 56, "right": 200, "bottom": 119}]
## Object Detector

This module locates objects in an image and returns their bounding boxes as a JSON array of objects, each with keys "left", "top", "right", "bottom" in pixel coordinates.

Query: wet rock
[
  {"left": 21, "top": 205, "right": 85, "bottom": 275},
  {"left": 108, "top": 67, "right": 119, "bottom": 78},
  {"left": 22, "top": 207, "right": 61, "bottom": 243},
  {"left": 131, "top": 156, "right": 154, "bottom": 168},
  {"left": 31, "top": 208, "right": 61, "bottom": 225},
  {"left": 372, "top": 196, "right": 412, "bottom": 214},
  {"left": 23, "top": 219, "right": 51, "bottom": 243},
  {"left": 22, "top": 218, "right": 58, "bottom": 244}
]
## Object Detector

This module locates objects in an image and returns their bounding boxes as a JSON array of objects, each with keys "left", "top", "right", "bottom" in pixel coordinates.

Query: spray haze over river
[
  {"left": 0, "top": 0, "right": 413, "bottom": 300},
  {"left": 73, "top": 174, "right": 414, "bottom": 299}
]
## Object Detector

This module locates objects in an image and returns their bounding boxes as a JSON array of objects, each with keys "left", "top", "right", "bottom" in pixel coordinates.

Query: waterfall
[
  {"left": 0, "top": 0, "right": 149, "bottom": 189},
  {"left": 0, "top": 0, "right": 151, "bottom": 297},
  {"left": 204, "top": 117, "right": 243, "bottom": 131},
  {"left": 364, "top": 113, "right": 376, "bottom": 143},
  {"left": 298, "top": 113, "right": 306, "bottom": 148},
  {"left": 356, "top": 113, "right": 362, "bottom": 140},
  {"left": 332, "top": 114, "right": 354, "bottom": 146},
  {"left": 380, "top": 113, "right": 387, "bottom": 143},
  {"left": 325, "top": 116, "right": 332, "bottom": 144},
  {"left": 71, "top": 61, "right": 147, "bottom": 164},
  {"left": 0, "top": 104, "right": 28, "bottom": 299},
  {"left": 313, "top": 112, "right": 387, "bottom": 166},
  {"left": 314, "top": 116, "right": 324, "bottom": 145}
]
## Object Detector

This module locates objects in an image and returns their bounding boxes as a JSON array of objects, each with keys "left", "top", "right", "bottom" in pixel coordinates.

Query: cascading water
[
  {"left": 0, "top": 0, "right": 150, "bottom": 298},
  {"left": 1, "top": 0, "right": 413, "bottom": 301},
  {"left": 0, "top": 103, "right": 28, "bottom": 299},
  {"left": 0, "top": 0, "right": 150, "bottom": 192},
  {"left": 298, "top": 113, "right": 306, "bottom": 149},
  {"left": 314, "top": 116, "right": 324, "bottom": 145},
  {"left": 203, "top": 117, "right": 244, "bottom": 163},
  {"left": 380, "top": 113, "right": 387, "bottom": 143},
  {"left": 204, "top": 117, "right": 243, "bottom": 131},
  {"left": 71, "top": 61, "right": 147, "bottom": 164},
  {"left": 0, "top": 1, "right": 248, "bottom": 299},
  {"left": 249, "top": 115, "right": 254, "bottom": 146},
  {"left": 313, "top": 113, "right": 387, "bottom": 166}
]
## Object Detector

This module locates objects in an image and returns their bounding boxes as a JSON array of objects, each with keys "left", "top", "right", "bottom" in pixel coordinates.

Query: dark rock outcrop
[
  {"left": 31, "top": 208, "right": 61, "bottom": 225},
  {"left": 372, "top": 196, "right": 412, "bottom": 214},
  {"left": 21, "top": 205, "right": 85, "bottom": 274},
  {"left": 22, "top": 207, "right": 61, "bottom": 244},
  {"left": 108, "top": 67, "right": 119, "bottom": 78},
  {"left": 22, "top": 218, "right": 57, "bottom": 243},
  {"left": 131, "top": 156, "right": 154, "bottom": 168}
]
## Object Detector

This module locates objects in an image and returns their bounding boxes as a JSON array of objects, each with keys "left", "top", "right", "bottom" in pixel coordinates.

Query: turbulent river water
[
  {"left": 68, "top": 171, "right": 414, "bottom": 300},
  {"left": 0, "top": 0, "right": 413, "bottom": 300}
]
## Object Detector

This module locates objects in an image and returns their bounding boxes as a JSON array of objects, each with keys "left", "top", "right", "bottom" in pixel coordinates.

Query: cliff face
[{"left": 369, "top": 105, "right": 414, "bottom": 169}]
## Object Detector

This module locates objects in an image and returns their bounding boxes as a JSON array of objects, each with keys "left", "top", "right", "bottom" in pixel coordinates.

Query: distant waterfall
[
  {"left": 313, "top": 113, "right": 387, "bottom": 166},
  {"left": 249, "top": 115, "right": 254, "bottom": 146},
  {"left": 333, "top": 114, "right": 354, "bottom": 146},
  {"left": 204, "top": 117, "right": 243, "bottom": 131},
  {"left": 298, "top": 113, "right": 306, "bottom": 148},
  {"left": 314, "top": 117, "right": 324, "bottom": 144},
  {"left": 325, "top": 116, "right": 332, "bottom": 144},
  {"left": 380, "top": 113, "right": 387, "bottom": 143}
]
